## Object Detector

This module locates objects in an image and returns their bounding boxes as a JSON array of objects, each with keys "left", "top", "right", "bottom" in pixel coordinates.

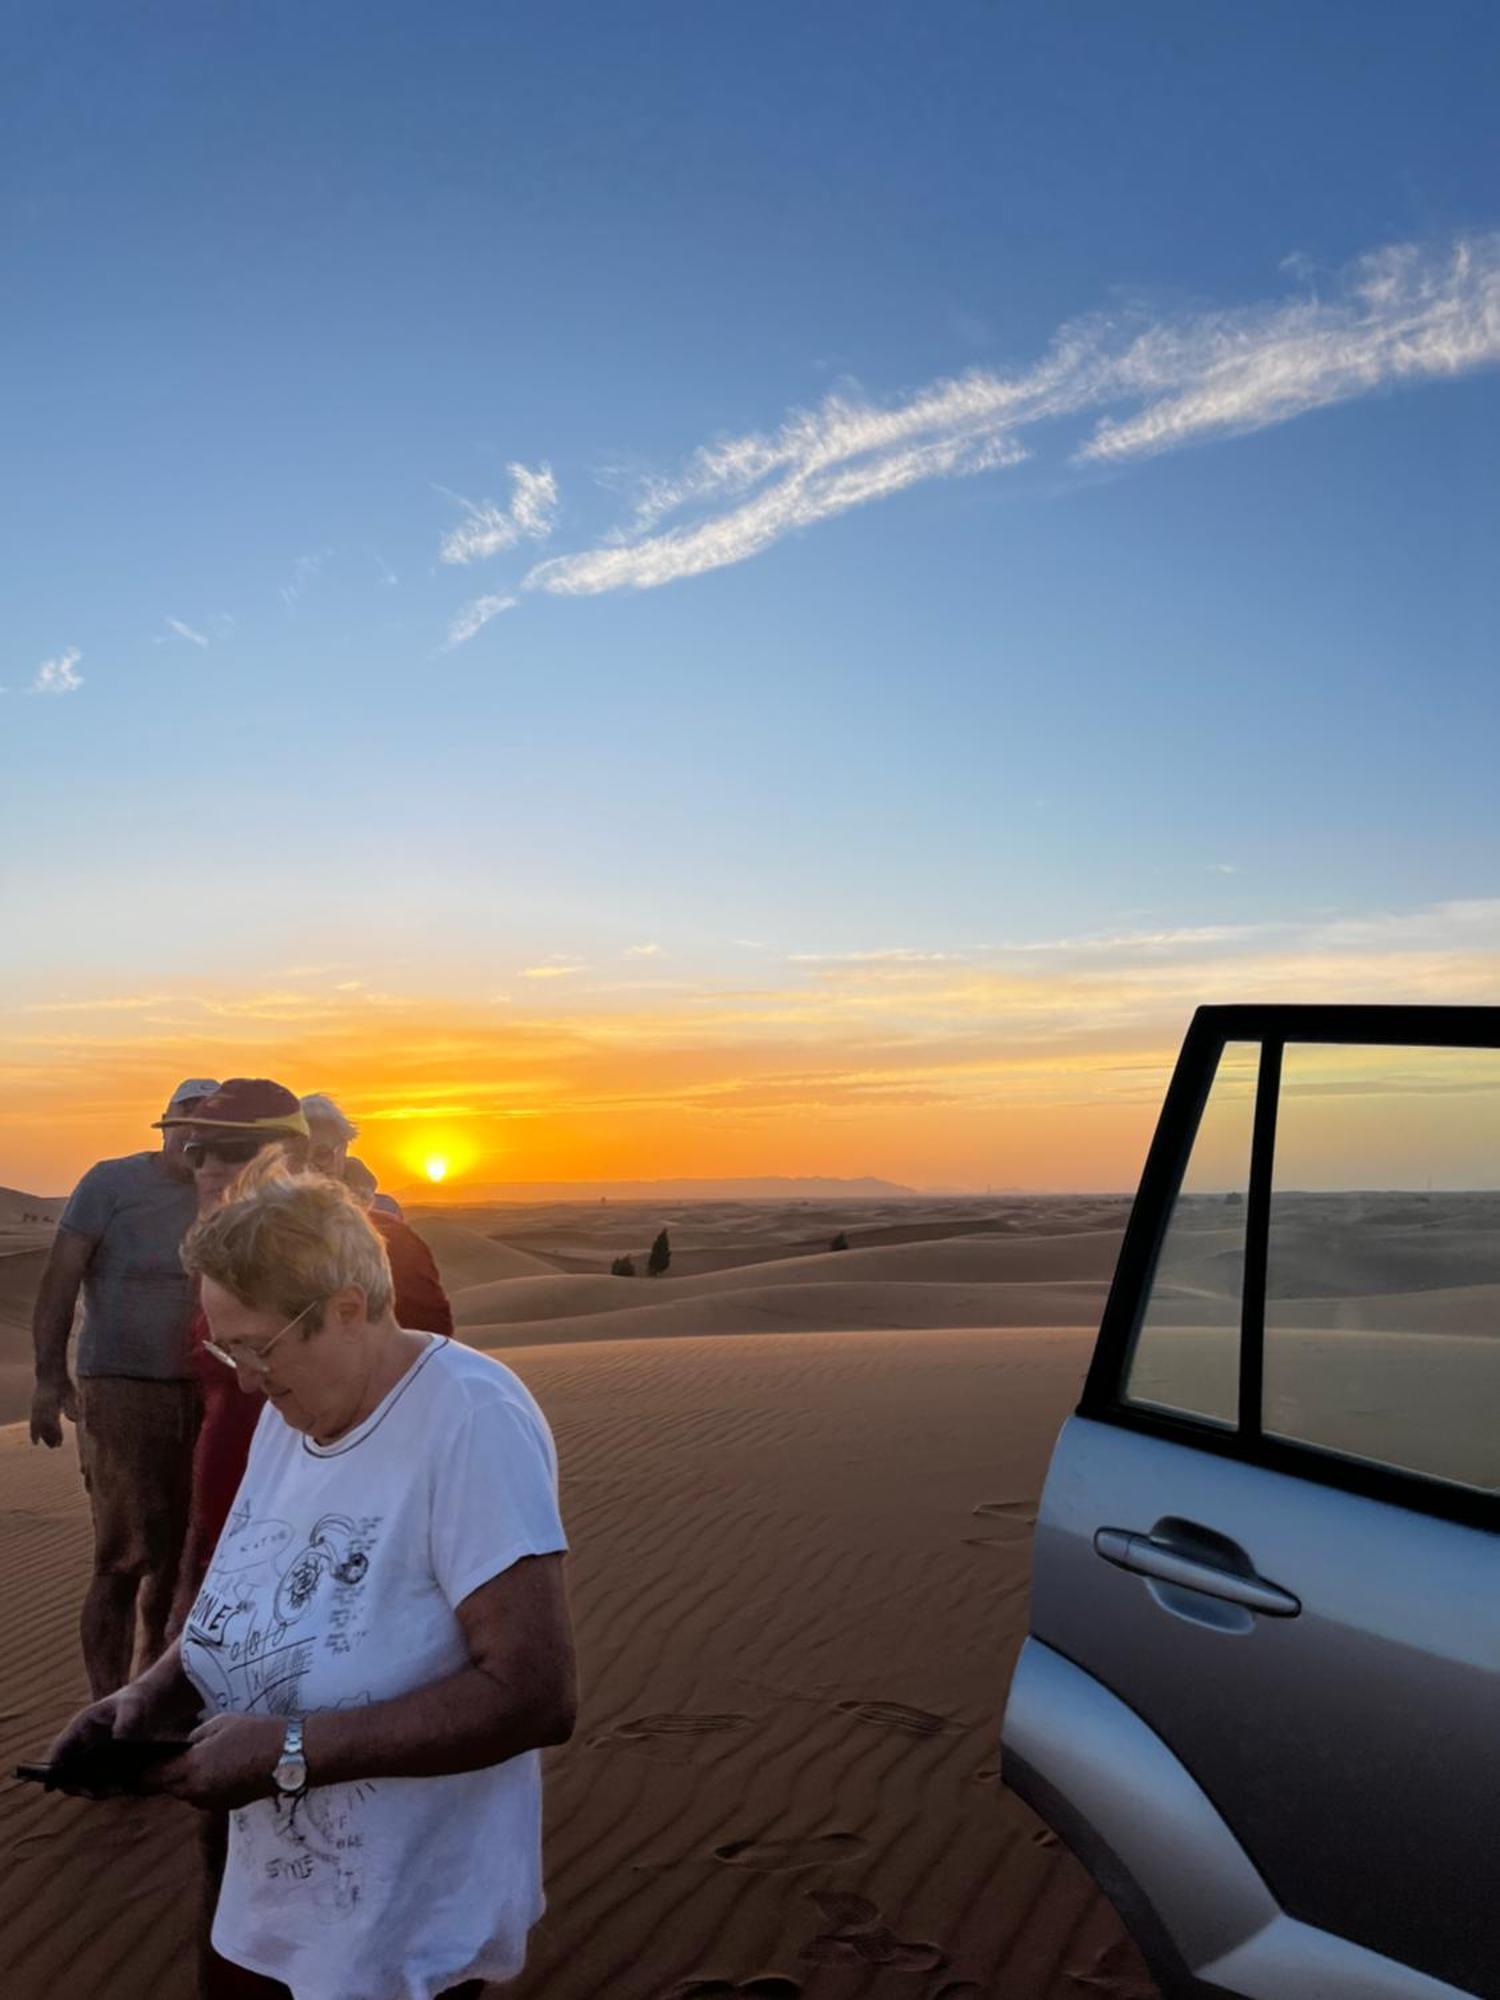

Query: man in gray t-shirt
[{"left": 31, "top": 1078, "right": 218, "bottom": 1696}]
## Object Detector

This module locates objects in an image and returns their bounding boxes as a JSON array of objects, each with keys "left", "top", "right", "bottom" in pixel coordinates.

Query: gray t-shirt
[{"left": 60, "top": 1151, "right": 199, "bottom": 1380}]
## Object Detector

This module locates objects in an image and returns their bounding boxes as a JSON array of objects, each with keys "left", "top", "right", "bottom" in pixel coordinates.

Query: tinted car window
[
  {"left": 1264, "top": 1043, "right": 1500, "bottom": 1491},
  {"left": 1122, "top": 1041, "right": 1258, "bottom": 1426}
]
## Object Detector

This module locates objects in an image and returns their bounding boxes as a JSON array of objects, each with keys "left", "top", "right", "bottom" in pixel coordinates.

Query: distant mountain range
[{"left": 393, "top": 1175, "right": 923, "bottom": 1204}]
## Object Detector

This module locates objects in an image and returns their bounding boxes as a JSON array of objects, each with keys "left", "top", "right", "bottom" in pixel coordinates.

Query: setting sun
[{"left": 424, "top": 1157, "right": 449, "bottom": 1184}]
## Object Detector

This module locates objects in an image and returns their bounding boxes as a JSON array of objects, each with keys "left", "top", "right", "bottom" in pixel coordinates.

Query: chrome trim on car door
[{"left": 1093, "top": 1528, "right": 1302, "bottom": 1617}]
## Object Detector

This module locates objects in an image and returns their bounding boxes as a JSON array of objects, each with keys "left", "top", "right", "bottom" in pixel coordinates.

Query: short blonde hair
[{"left": 182, "top": 1163, "right": 394, "bottom": 1323}]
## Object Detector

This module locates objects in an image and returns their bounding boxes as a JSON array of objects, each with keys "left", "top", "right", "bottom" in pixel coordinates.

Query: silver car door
[{"left": 1020, "top": 1007, "right": 1500, "bottom": 1997}]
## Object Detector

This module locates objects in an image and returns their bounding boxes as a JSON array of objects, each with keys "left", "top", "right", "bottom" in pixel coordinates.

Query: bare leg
[
  {"left": 135, "top": 1560, "right": 181, "bottom": 1674},
  {"left": 81, "top": 1572, "right": 139, "bottom": 1699}
]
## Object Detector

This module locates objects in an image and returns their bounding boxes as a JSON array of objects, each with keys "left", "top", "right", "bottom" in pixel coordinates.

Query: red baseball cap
[{"left": 163, "top": 1077, "right": 310, "bottom": 1137}]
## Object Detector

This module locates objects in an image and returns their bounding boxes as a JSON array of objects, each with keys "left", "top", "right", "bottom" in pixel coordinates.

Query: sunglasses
[
  {"left": 184, "top": 1136, "right": 270, "bottom": 1168},
  {"left": 202, "top": 1299, "right": 320, "bottom": 1377}
]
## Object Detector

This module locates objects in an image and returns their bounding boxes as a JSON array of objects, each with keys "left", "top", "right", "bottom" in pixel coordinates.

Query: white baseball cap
[{"left": 160, "top": 1078, "right": 221, "bottom": 1118}]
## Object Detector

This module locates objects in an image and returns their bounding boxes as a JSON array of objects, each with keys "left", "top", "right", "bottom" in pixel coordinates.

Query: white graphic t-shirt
[{"left": 180, "top": 1337, "right": 568, "bottom": 2000}]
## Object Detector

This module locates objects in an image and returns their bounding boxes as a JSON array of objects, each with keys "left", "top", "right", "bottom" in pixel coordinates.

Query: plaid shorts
[{"left": 77, "top": 1376, "right": 201, "bottom": 1577}]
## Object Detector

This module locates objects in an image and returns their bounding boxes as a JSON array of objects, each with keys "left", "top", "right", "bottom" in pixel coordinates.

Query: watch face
[{"left": 274, "top": 1755, "right": 308, "bottom": 1793}]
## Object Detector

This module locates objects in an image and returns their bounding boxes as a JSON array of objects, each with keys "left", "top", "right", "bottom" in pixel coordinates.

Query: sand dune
[
  {"left": 1275, "top": 1282, "right": 1500, "bottom": 1335},
  {"left": 462, "top": 1279, "right": 1110, "bottom": 1350},
  {"left": 1148, "top": 1281, "right": 1500, "bottom": 1338},
  {"left": 1265, "top": 1222, "right": 1500, "bottom": 1300},
  {"left": 405, "top": 1218, "right": 557, "bottom": 1288},
  {"left": 0, "top": 1249, "right": 49, "bottom": 1331},
  {"left": 0, "top": 1212, "right": 1120, "bottom": 1427},
  {"left": 0, "top": 1255, "right": 50, "bottom": 1417},
  {"left": 1160, "top": 1194, "right": 1500, "bottom": 1304},
  {"left": 414, "top": 1194, "right": 1133, "bottom": 1270},
  {"left": 0, "top": 1324, "right": 1151, "bottom": 2000},
  {"left": 450, "top": 1230, "right": 1124, "bottom": 1329},
  {"left": 0, "top": 1187, "right": 65, "bottom": 1227}
]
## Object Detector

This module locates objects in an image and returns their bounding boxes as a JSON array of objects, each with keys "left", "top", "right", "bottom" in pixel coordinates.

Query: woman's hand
[
  {"left": 149, "top": 1712, "right": 284, "bottom": 1811},
  {"left": 46, "top": 1680, "right": 154, "bottom": 1773}
]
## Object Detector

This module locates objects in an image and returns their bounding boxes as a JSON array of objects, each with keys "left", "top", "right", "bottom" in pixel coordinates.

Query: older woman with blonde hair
[{"left": 50, "top": 1168, "right": 575, "bottom": 2000}]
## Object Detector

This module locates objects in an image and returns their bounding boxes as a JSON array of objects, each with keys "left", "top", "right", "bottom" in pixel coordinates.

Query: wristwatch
[{"left": 273, "top": 1718, "right": 309, "bottom": 1808}]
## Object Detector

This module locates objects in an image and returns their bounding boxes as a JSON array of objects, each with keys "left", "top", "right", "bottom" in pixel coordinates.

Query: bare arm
[
  {"left": 46, "top": 1637, "right": 202, "bottom": 1777},
  {"left": 33, "top": 1226, "right": 92, "bottom": 1385},
  {"left": 157, "top": 1553, "right": 577, "bottom": 1808},
  {"left": 29, "top": 1227, "right": 94, "bottom": 1445},
  {"left": 310, "top": 1551, "right": 576, "bottom": 1779}
]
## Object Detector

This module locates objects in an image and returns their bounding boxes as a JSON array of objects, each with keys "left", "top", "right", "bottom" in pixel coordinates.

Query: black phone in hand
[{"left": 14, "top": 1738, "right": 192, "bottom": 1794}]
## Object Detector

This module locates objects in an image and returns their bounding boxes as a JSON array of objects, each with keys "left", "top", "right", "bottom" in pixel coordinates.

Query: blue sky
[{"left": 3, "top": 2, "right": 1499, "bottom": 1188}]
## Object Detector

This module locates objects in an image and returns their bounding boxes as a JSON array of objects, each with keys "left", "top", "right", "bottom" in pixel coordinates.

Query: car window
[
  {"left": 1264, "top": 1043, "right": 1500, "bottom": 1492},
  {"left": 1121, "top": 1041, "right": 1259, "bottom": 1426}
]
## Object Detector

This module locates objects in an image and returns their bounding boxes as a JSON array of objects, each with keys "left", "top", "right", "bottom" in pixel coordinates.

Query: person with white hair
[
  {"left": 49, "top": 1167, "right": 575, "bottom": 2000},
  {"left": 300, "top": 1092, "right": 402, "bottom": 1217}
]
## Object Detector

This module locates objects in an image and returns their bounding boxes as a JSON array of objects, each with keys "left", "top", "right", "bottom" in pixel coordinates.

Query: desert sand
[
  {"left": 1, "top": 1194, "right": 1158, "bottom": 1999},
  {"left": 5, "top": 1182, "right": 1499, "bottom": 1995}
]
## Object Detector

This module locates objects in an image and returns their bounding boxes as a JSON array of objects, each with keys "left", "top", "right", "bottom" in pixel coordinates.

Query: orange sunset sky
[{"left": 7, "top": 903, "right": 1499, "bottom": 1198}]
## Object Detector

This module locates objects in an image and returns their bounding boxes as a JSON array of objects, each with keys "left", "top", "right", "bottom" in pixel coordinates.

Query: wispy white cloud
[
  {"left": 445, "top": 593, "right": 517, "bottom": 650},
  {"left": 520, "top": 957, "right": 586, "bottom": 980},
  {"left": 530, "top": 425, "right": 1027, "bottom": 596},
  {"left": 21, "top": 990, "right": 176, "bottom": 1013},
  {"left": 32, "top": 648, "right": 83, "bottom": 696},
  {"left": 1008, "top": 923, "right": 1252, "bottom": 958},
  {"left": 625, "top": 942, "right": 662, "bottom": 958},
  {"left": 789, "top": 947, "right": 967, "bottom": 965},
  {"left": 439, "top": 463, "right": 559, "bottom": 564},
  {"left": 1078, "top": 239, "right": 1500, "bottom": 463},
  {"left": 279, "top": 551, "right": 328, "bottom": 613},
  {"left": 164, "top": 618, "right": 209, "bottom": 648},
  {"left": 522, "top": 234, "right": 1500, "bottom": 599}
]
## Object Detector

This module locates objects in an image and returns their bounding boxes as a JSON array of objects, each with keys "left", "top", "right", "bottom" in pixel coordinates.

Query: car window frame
[{"left": 1078, "top": 1003, "right": 1500, "bottom": 1535}]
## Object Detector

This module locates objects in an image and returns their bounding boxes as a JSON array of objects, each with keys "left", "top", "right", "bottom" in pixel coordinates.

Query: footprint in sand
[
  {"left": 714, "top": 1832, "right": 865, "bottom": 1872},
  {"left": 836, "top": 1699, "right": 953, "bottom": 1737},
  {"left": 669, "top": 1980, "right": 801, "bottom": 1998},
  {"left": 964, "top": 1501, "right": 1037, "bottom": 1548},
  {"left": 590, "top": 1712, "right": 750, "bottom": 1752},
  {"left": 799, "top": 1888, "right": 947, "bottom": 1975},
  {"left": 1066, "top": 1939, "right": 1158, "bottom": 1996}
]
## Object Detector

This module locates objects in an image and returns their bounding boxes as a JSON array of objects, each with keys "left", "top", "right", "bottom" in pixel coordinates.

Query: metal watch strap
[{"left": 278, "top": 1716, "right": 308, "bottom": 1795}]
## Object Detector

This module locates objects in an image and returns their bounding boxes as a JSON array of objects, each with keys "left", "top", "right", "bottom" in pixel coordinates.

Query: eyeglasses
[
  {"left": 202, "top": 1300, "right": 320, "bottom": 1377},
  {"left": 184, "top": 1137, "right": 268, "bottom": 1169}
]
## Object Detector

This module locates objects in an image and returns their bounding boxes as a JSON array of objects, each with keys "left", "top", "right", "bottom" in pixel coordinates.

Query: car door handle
[{"left": 1093, "top": 1528, "right": 1302, "bottom": 1617}]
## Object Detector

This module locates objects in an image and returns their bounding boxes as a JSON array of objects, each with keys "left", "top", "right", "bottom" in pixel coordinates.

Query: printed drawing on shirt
[
  {"left": 240, "top": 1763, "right": 379, "bottom": 1917},
  {"left": 185, "top": 1509, "right": 382, "bottom": 1718},
  {"left": 186, "top": 1509, "right": 387, "bottom": 1917}
]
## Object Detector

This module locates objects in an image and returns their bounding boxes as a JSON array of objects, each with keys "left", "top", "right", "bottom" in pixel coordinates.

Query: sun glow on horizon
[{"left": 424, "top": 1156, "right": 449, "bottom": 1184}]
